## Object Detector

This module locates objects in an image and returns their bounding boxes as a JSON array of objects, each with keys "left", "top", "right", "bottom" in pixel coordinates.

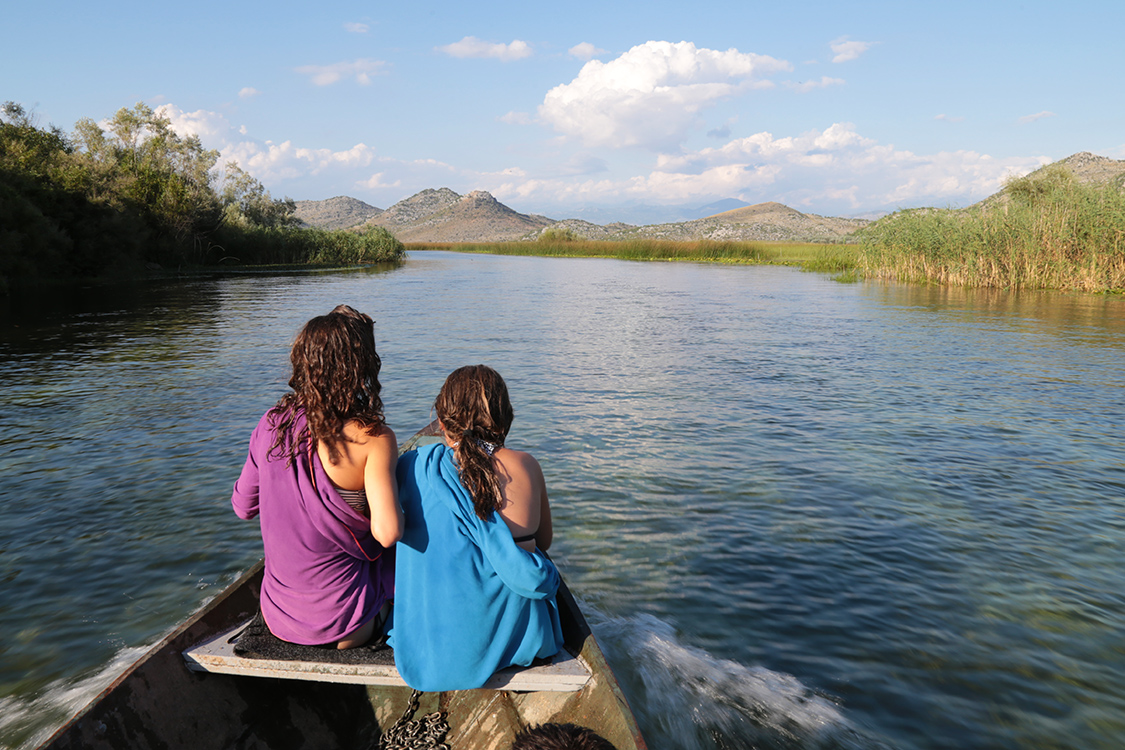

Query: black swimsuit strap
[{"left": 512, "top": 532, "right": 537, "bottom": 543}]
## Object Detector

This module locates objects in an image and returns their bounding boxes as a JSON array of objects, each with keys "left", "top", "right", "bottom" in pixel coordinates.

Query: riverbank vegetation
[
  {"left": 410, "top": 238, "right": 857, "bottom": 274},
  {"left": 413, "top": 166, "right": 1125, "bottom": 293},
  {"left": 0, "top": 102, "right": 404, "bottom": 292},
  {"left": 855, "top": 167, "right": 1125, "bottom": 292}
]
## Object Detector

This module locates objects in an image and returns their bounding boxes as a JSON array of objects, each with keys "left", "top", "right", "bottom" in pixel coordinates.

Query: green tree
[
  {"left": 218, "top": 162, "right": 299, "bottom": 229},
  {"left": 73, "top": 103, "right": 222, "bottom": 255}
]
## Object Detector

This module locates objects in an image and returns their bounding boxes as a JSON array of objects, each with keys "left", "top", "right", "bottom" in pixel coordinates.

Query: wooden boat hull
[{"left": 39, "top": 560, "right": 646, "bottom": 750}]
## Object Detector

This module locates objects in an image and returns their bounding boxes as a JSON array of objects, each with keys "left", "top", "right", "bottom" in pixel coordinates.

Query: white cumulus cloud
[
  {"left": 538, "top": 40, "right": 791, "bottom": 150},
  {"left": 295, "top": 59, "right": 386, "bottom": 86},
  {"left": 154, "top": 103, "right": 378, "bottom": 185},
  {"left": 155, "top": 104, "right": 231, "bottom": 141},
  {"left": 569, "top": 42, "right": 607, "bottom": 61},
  {"left": 830, "top": 37, "right": 873, "bottom": 63},
  {"left": 238, "top": 87, "right": 260, "bottom": 99},
  {"left": 490, "top": 122, "right": 1048, "bottom": 216},
  {"left": 438, "top": 36, "right": 532, "bottom": 61}
]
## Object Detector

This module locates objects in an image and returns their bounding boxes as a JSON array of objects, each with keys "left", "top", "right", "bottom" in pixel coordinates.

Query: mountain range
[{"left": 291, "top": 152, "right": 1125, "bottom": 244}]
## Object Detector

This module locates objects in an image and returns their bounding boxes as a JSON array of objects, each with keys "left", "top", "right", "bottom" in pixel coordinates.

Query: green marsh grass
[
  {"left": 409, "top": 239, "right": 858, "bottom": 275},
  {"left": 857, "top": 167, "right": 1125, "bottom": 292}
]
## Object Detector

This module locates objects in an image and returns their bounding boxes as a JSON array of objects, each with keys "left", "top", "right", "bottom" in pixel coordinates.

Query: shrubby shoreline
[{"left": 0, "top": 102, "right": 404, "bottom": 295}]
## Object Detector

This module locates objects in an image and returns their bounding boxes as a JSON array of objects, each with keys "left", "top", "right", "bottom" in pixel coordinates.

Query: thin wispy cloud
[
  {"left": 238, "top": 87, "right": 260, "bottom": 99},
  {"left": 500, "top": 111, "right": 534, "bottom": 125},
  {"left": 934, "top": 114, "right": 965, "bottom": 122},
  {"left": 569, "top": 42, "right": 607, "bottom": 61},
  {"left": 295, "top": 59, "right": 386, "bottom": 86},
  {"left": 830, "top": 37, "right": 873, "bottom": 63},
  {"left": 1019, "top": 110, "right": 1056, "bottom": 124},
  {"left": 438, "top": 36, "right": 532, "bottom": 61},
  {"left": 786, "top": 76, "right": 845, "bottom": 93},
  {"left": 344, "top": 22, "right": 369, "bottom": 34}
]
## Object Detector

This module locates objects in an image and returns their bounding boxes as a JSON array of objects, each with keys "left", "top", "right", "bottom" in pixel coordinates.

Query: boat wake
[
  {"left": 586, "top": 610, "right": 892, "bottom": 750},
  {"left": 0, "top": 646, "right": 147, "bottom": 750}
]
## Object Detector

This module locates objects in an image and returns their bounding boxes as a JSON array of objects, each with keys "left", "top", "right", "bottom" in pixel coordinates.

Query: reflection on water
[{"left": 2, "top": 255, "right": 1124, "bottom": 750}]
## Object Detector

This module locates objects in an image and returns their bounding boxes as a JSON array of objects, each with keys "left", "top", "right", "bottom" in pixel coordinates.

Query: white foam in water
[
  {"left": 0, "top": 646, "right": 148, "bottom": 750},
  {"left": 587, "top": 610, "right": 889, "bottom": 750}
]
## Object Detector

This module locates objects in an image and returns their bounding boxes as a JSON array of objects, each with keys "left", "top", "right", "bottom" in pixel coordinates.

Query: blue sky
[{"left": 7, "top": 0, "right": 1124, "bottom": 222}]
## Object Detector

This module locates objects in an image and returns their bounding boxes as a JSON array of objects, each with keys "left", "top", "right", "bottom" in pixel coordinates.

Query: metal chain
[{"left": 376, "top": 689, "right": 451, "bottom": 750}]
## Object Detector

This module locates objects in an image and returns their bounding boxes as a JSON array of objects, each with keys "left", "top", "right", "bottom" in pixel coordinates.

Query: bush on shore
[
  {"left": 1, "top": 101, "right": 404, "bottom": 292},
  {"left": 857, "top": 166, "right": 1125, "bottom": 292}
]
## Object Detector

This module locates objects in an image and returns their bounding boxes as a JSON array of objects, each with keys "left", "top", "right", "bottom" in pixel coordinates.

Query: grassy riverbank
[
  {"left": 855, "top": 167, "right": 1125, "bottom": 293},
  {"left": 409, "top": 239, "right": 858, "bottom": 274}
]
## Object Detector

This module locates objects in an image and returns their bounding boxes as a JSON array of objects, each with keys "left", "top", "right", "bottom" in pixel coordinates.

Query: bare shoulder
[
  {"left": 496, "top": 448, "right": 544, "bottom": 479},
  {"left": 344, "top": 422, "right": 396, "bottom": 450}
]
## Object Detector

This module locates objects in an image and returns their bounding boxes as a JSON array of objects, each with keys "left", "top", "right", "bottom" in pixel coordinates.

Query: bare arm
[
  {"left": 365, "top": 428, "right": 404, "bottom": 547},
  {"left": 497, "top": 450, "right": 552, "bottom": 553}
]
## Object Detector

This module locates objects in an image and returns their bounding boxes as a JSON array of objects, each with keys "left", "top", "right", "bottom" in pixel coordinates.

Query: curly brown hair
[
  {"left": 510, "top": 723, "right": 617, "bottom": 750},
  {"left": 267, "top": 305, "right": 385, "bottom": 465},
  {"left": 434, "top": 365, "right": 514, "bottom": 521}
]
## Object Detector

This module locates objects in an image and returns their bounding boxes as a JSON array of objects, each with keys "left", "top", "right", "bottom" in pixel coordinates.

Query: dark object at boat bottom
[{"left": 232, "top": 610, "right": 396, "bottom": 666}]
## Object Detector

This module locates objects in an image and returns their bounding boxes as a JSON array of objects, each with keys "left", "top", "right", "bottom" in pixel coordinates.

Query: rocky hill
[
  {"left": 974, "top": 152, "right": 1125, "bottom": 210},
  {"left": 1045, "top": 151, "right": 1125, "bottom": 186},
  {"left": 534, "top": 202, "right": 866, "bottom": 242},
  {"left": 293, "top": 196, "right": 382, "bottom": 230},
  {"left": 361, "top": 189, "right": 553, "bottom": 242},
  {"left": 369, "top": 188, "right": 461, "bottom": 228}
]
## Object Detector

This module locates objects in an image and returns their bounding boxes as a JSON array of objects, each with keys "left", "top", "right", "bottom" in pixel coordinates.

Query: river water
[{"left": 1, "top": 251, "right": 1124, "bottom": 750}]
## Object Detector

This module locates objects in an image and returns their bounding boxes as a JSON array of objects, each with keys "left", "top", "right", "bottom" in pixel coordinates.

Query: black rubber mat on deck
[{"left": 231, "top": 610, "right": 396, "bottom": 665}]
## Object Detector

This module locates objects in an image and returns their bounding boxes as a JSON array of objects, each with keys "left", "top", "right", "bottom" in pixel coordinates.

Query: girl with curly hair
[{"left": 232, "top": 305, "right": 402, "bottom": 649}]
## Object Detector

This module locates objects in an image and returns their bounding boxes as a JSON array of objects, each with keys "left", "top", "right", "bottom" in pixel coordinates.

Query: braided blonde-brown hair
[{"left": 434, "top": 365, "right": 514, "bottom": 520}]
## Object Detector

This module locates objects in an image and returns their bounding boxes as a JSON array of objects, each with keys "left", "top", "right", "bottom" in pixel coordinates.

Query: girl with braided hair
[
  {"left": 390, "top": 365, "right": 562, "bottom": 691},
  {"left": 433, "top": 365, "right": 553, "bottom": 552}
]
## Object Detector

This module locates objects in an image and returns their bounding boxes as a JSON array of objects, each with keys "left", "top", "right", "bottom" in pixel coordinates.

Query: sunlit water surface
[{"left": 2, "top": 252, "right": 1124, "bottom": 750}]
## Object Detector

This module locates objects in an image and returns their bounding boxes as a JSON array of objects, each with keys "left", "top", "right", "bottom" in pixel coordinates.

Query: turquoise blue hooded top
[{"left": 389, "top": 442, "right": 563, "bottom": 691}]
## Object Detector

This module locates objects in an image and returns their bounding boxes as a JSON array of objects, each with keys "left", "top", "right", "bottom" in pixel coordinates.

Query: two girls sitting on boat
[{"left": 231, "top": 307, "right": 562, "bottom": 689}]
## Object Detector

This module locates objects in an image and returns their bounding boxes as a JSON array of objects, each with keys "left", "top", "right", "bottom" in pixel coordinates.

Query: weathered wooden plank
[{"left": 182, "top": 619, "right": 592, "bottom": 691}]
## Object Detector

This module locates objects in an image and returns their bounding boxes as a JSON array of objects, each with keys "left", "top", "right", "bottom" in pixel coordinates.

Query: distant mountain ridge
[
  {"left": 361, "top": 189, "right": 553, "bottom": 242},
  {"left": 291, "top": 152, "right": 1124, "bottom": 243},
  {"left": 296, "top": 189, "right": 866, "bottom": 243},
  {"left": 293, "top": 196, "right": 382, "bottom": 230}
]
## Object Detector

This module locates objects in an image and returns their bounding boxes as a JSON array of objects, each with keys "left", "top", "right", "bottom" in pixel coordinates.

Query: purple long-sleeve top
[{"left": 231, "top": 409, "right": 393, "bottom": 645}]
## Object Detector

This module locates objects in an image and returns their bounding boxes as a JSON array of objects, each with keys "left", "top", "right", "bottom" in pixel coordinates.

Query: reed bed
[
  {"left": 857, "top": 168, "right": 1125, "bottom": 292},
  {"left": 209, "top": 224, "right": 405, "bottom": 267},
  {"left": 409, "top": 239, "right": 858, "bottom": 274}
]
